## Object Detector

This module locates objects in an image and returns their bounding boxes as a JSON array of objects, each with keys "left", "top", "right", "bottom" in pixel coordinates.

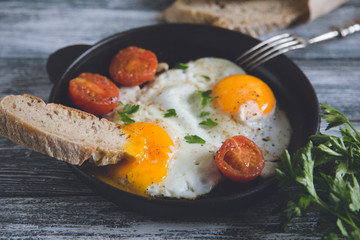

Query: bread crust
[{"left": 0, "top": 94, "right": 131, "bottom": 166}]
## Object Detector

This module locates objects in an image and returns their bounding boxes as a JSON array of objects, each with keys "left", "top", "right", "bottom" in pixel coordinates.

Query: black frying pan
[{"left": 46, "top": 24, "right": 319, "bottom": 216}]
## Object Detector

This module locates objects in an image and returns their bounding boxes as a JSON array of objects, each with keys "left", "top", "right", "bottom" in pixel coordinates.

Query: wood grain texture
[
  {"left": 296, "top": 59, "right": 360, "bottom": 120},
  {"left": 0, "top": 0, "right": 359, "bottom": 239},
  {"left": 0, "top": 193, "right": 323, "bottom": 239}
]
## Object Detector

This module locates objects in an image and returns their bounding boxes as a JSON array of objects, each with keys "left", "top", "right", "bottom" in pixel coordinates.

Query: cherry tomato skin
[
  {"left": 68, "top": 72, "right": 119, "bottom": 116},
  {"left": 215, "top": 136, "right": 265, "bottom": 183},
  {"left": 109, "top": 46, "right": 158, "bottom": 86}
]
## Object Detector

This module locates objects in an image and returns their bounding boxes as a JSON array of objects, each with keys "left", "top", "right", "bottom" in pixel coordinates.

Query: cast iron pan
[{"left": 46, "top": 24, "right": 319, "bottom": 216}]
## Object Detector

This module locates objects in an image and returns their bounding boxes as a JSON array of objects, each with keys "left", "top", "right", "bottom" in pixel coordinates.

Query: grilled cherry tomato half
[
  {"left": 215, "top": 135, "right": 264, "bottom": 183},
  {"left": 68, "top": 72, "right": 119, "bottom": 116},
  {"left": 109, "top": 46, "right": 158, "bottom": 86}
]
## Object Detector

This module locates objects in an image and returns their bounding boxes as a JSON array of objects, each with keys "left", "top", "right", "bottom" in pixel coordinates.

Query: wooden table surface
[{"left": 1, "top": 0, "right": 359, "bottom": 239}]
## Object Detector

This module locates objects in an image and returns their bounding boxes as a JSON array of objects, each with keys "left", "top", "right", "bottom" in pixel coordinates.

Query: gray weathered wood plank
[
  {"left": 0, "top": 0, "right": 359, "bottom": 59},
  {"left": 0, "top": 194, "right": 323, "bottom": 239},
  {"left": 296, "top": 59, "right": 360, "bottom": 120}
]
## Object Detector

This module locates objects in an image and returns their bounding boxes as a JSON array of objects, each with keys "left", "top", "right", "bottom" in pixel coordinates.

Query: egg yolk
[
  {"left": 90, "top": 122, "right": 174, "bottom": 197},
  {"left": 212, "top": 74, "right": 275, "bottom": 115}
]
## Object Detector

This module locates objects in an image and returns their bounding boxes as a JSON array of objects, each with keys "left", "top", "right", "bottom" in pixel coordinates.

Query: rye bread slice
[{"left": 0, "top": 94, "right": 132, "bottom": 166}]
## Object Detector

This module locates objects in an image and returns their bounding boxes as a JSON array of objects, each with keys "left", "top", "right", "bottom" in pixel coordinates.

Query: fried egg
[{"left": 95, "top": 57, "right": 291, "bottom": 199}]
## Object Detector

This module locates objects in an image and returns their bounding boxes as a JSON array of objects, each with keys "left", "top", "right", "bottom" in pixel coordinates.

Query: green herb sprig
[
  {"left": 196, "top": 90, "right": 218, "bottom": 107},
  {"left": 202, "top": 75, "right": 211, "bottom": 81},
  {"left": 174, "top": 63, "right": 188, "bottom": 70},
  {"left": 276, "top": 104, "right": 360, "bottom": 239},
  {"left": 200, "top": 111, "right": 210, "bottom": 118},
  {"left": 122, "top": 104, "right": 140, "bottom": 114},
  {"left": 117, "top": 103, "right": 140, "bottom": 125},
  {"left": 184, "top": 135, "right": 206, "bottom": 144},
  {"left": 199, "top": 118, "right": 218, "bottom": 127},
  {"left": 164, "top": 109, "right": 177, "bottom": 118}
]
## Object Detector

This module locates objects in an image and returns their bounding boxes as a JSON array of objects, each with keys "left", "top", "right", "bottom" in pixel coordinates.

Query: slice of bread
[
  {"left": 0, "top": 94, "right": 132, "bottom": 166},
  {"left": 160, "top": 0, "right": 347, "bottom": 37}
]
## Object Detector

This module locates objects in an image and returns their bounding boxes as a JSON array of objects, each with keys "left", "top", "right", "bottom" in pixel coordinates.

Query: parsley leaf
[
  {"left": 184, "top": 135, "right": 206, "bottom": 144},
  {"left": 118, "top": 101, "right": 124, "bottom": 106},
  {"left": 202, "top": 75, "right": 211, "bottom": 81},
  {"left": 174, "top": 63, "right": 188, "bottom": 70},
  {"left": 200, "top": 111, "right": 210, "bottom": 118},
  {"left": 199, "top": 118, "right": 218, "bottom": 127},
  {"left": 117, "top": 104, "right": 139, "bottom": 125},
  {"left": 196, "top": 90, "right": 218, "bottom": 107},
  {"left": 276, "top": 104, "right": 360, "bottom": 239},
  {"left": 164, "top": 109, "right": 177, "bottom": 118},
  {"left": 117, "top": 111, "right": 135, "bottom": 125},
  {"left": 123, "top": 104, "right": 140, "bottom": 114}
]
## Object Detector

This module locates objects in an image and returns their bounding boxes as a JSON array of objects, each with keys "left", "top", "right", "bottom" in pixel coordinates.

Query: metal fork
[{"left": 237, "top": 18, "right": 360, "bottom": 71}]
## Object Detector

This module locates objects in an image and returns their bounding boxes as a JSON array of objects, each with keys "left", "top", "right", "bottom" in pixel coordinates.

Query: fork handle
[{"left": 308, "top": 18, "right": 360, "bottom": 44}]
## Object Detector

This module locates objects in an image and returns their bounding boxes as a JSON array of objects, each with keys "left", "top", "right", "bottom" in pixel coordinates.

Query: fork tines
[{"left": 236, "top": 33, "right": 307, "bottom": 71}]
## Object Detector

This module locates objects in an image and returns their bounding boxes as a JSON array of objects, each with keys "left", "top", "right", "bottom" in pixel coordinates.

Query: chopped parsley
[
  {"left": 174, "top": 62, "right": 188, "bottom": 70},
  {"left": 202, "top": 75, "right": 211, "bottom": 81},
  {"left": 117, "top": 103, "right": 139, "bottom": 125},
  {"left": 196, "top": 90, "right": 218, "bottom": 107},
  {"left": 164, "top": 109, "right": 177, "bottom": 118},
  {"left": 184, "top": 135, "right": 206, "bottom": 144},
  {"left": 200, "top": 111, "right": 210, "bottom": 118},
  {"left": 199, "top": 118, "right": 218, "bottom": 127},
  {"left": 123, "top": 104, "right": 140, "bottom": 114},
  {"left": 118, "top": 101, "right": 124, "bottom": 106},
  {"left": 117, "top": 111, "right": 135, "bottom": 125}
]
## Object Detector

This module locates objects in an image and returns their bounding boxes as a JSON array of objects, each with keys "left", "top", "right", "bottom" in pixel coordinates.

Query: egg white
[{"left": 109, "top": 57, "right": 291, "bottom": 198}]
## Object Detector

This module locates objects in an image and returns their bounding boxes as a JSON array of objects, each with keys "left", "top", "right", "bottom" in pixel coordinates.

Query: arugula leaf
[
  {"left": 199, "top": 118, "right": 218, "bottom": 127},
  {"left": 164, "top": 109, "right": 177, "bottom": 118},
  {"left": 174, "top": 62, "right": 188, "bottom": 70},
  {"left": 184, "top": 135, "right": 206, "bottom": 144},
  {"left": 117, "top": 111, "right": 135, "bottom": 125},
  {"left": 200, "top": 111, "right": 210, "bottom": 118},
  {"left": 276, "top": 104, "right": 360, "bottom": 239},
  {"left": 196, "top": 90, "right": 218, "bottom": 107}
]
